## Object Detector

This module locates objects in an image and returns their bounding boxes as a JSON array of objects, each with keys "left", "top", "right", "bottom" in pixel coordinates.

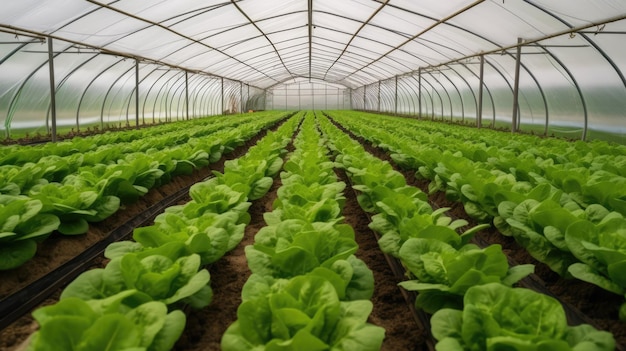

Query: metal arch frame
[
  {"left": 168, "top": 73, "right": 189, "bottom": 121},
  {"left": 393, "top": 29, "right": 544, "bottom": 131},
  {"left": 125, "top": 63, "right": 202, "bottom": 124},
  {"left": 124, "top": 60, "right": 149, "bottom": 125},
  {"left": 5, "top": 45, "right": 69, "bottom": 136},
  {"left": 101, "top": 65, "right": 135, "bottom": 126},
  {"left": 162, "top": 70, "right": 191, "bottom": 121},
  {"left": 85, "top": 0, "right": 280, "bottom": 85},
  {"left": 191, "top": 76, "right": 217, "bottom": 118},
  {"left": 0, "top": 27, "right": 254, "bottom": 136},
  {"left": 340, "top": 1, "right": 486, "bottom": 83},
  {"left": 152, "top": 70, "right": 183, "bottom": 123},
  {"left": 396, "top": 75, "right": 420, "bottom": 117},
  {"left": 339, "top": 2, "right": 556, "bottom": 131},
  {"left": 440, "top": 64, "right": 479, "bottom": 123},
  {"left": 451, "top": 60, "right": 498, "bottom": 126},
  {"left": 196, "top": 79, "right": 215, "bottom": 117},
  {"left": 439, "top": 68, "right": 466, "bottom": 121},
  {"left": 44, "top": 52, "right": 101, "bottom": 130},
  {"left": 0, "top": 40, "right": 38, "bottom": 65},
  {"left": 240, "top": 31, "right": 402, "bottom": 85},
  {"left": 364, "top": 83, "right": 377, "bottom": 111},
  {"left": 141, "top": 67, "right": 173, "bottom": 124},
  {"left": 98, "top": 64, "right": 134, "bottom": 129},
  {"left": 200, "top": 10, "right": 430, "bottom": 86},
  {"left": 322, "top": 0, "right": 390, "bottom": 81},
  {"left": 411, "top": 74, "right": 440, "bottom": 119},
  {"left": 209, "top": 79, "right": 224, "bottom": 115},
  {"left": 75, "top": 58, "right": 126, "bottom": 131},
  {"left": 196, "top": 79, "right": 213, "bottom": 117},
  {"left": 165, "top": 72, "right": 187, "bottom": 121},
  {"left": 533, "top": 43, "right": 588, "bottom": 139},
  {"left": 484, "top": 52, "right": 550, "bottom": 131},
  {"left": 409, "top": 15, "right": 626, "bottom": 136},
  {"left": 421, "top": 72, "right": 449, "bottom": 120},
  {"left": 525, "top": 1, "right": 626, "bottom": 92},
  {"left": 350, "top": 86, "right": 363, "bottom": 110},
  {"left": 103, "top": 64, "right": 138, "bottom": 127},
  {"left": 398, "top": 73, "right": 424, "bottom": 117},
  {"left": 230, "top": 0, "right": 296, "bottom": 81},
  {"left": 3, "top": 3, "right": 620, "bottom": 95},
  {"left": 223, "top": 79, "right": 242, "bottom": 114},
  {"left": 190, "top": 76, "right": 210, "bottom": 117},
  {"left": 377, "top": 78, "right": 396, "bottom": 113},
  {"left": 395, "top": 76, "right": 415, "bottom": 115},
  {"left": 423, "top": 67, "right": 465, "bottom": 121}
]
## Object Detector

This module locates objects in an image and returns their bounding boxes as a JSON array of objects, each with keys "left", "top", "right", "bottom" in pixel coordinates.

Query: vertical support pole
[
  {"left": 377, "top": 81, "right": 381, "bottom": 112},
  {"left": 325, "top": 84, "right": 327, "bottom": 110},
  {"left": 263, "top": 89, "right": 266, "bottom": 111},
  {"left": 394, "top": 75, "right": 398, "bottom": 115},
  {"left": 512, "top": 37, "right": 523, "bottom": 133},
  {"left": 418, "top": 68, "right": 422, "bottom": 119},
  {"left": 247, "top": 84, "right": 250, "bottom": 112},
  {"left": 478, "top": 54, "right": 484, "bottom": 129},
  {"left": 363, "top": 85, "right": 366, "bottom": 110},
  {"left": 185, "top": 70, "right": 189, "bottom": 120},
  {"left": 240, "top": 81, "right": 243, "bottom": 113},
  {"left": 349, "top": 88, "right": 353, "bottom": 110},
  {"left": 221, "top": 77, "right": 224, "bottom": 115},
  {"left": 298, "top": 82, "right": 301, "bottom": 110},
  {"left": 135, "top": 59, "right": 140, "bottom": 128},
  {"left": 47, "top": 37, "right": 57, "bottom": 142}
]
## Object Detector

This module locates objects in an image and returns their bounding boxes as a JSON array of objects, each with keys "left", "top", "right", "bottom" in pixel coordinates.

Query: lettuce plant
[
  {"left": 247, "top": 220, "right": 359, "bottom": 277},
  {"left": 398, "top": 239, "right": 533, "bottom": 313},
  {"left": 565, "top": 215, "right": 626, "bottom": 320},
  {"left": 0, "top": 196, "right": 60, "bottom": 270},
  {"left": 221, "top": 275, "right": 385, "bottom": 351},
  {"left": 61, "top": 252, "right": 212, "bottom": 309},
  {"left": 27, "top": 290, "right": 185, "bottom": 351},
  {"left": 494, "top": 199, "right": 580, "bottom": 276},
  {"left": 28, "top": 182, "right": 120, "bottom": 235},
  {"left": 106, "top": 210, "right": 245, "bottom": 265},
  {"left": 431, "top": 283, "right": 615, "bottom": 351}
]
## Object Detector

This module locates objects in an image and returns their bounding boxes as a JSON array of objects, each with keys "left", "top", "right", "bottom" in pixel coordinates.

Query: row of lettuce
[
  {"left": 327, "top": 110, "right": 626, "bottom": 321},
  {"left": 221, "top": 112, "right": 385, "bottom": 350},
  {"left": 25, "top": 114, "right": 301, "bottom": 350},
  {"left": 317, "top": 113, "right": 616, "bottom": 350},
  {"left": 0, "top": 111, "right": 290, "bottom": 270}
]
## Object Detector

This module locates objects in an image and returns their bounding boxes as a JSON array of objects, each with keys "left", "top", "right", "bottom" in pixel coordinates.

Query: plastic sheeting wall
[
  {"left": 268, "top": 79, "right": 350, "bottom": 111},
  {"left": 351, "top": 38, "right": 626, "bottom": 142},
  {"left": 0, "top": 34, "right": 263, "bottom": 138}
]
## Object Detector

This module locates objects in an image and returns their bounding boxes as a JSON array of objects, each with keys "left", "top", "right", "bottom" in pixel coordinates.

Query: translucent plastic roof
[{"left": 3, "top": 0, "right": 625, "bottom": 90}]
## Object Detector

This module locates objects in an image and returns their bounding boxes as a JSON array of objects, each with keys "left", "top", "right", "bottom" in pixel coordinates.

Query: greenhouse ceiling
[
  {"left": 2, "top": 0, "right": 625, "bottom": 90},
  {"left": 2, "top": 0, "right": 626, "bottom": 142}
]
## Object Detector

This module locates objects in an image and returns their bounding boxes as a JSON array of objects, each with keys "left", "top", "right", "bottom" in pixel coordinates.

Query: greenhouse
[{"left": 0, "top": 1, "right": 625, "bottom": 350}]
